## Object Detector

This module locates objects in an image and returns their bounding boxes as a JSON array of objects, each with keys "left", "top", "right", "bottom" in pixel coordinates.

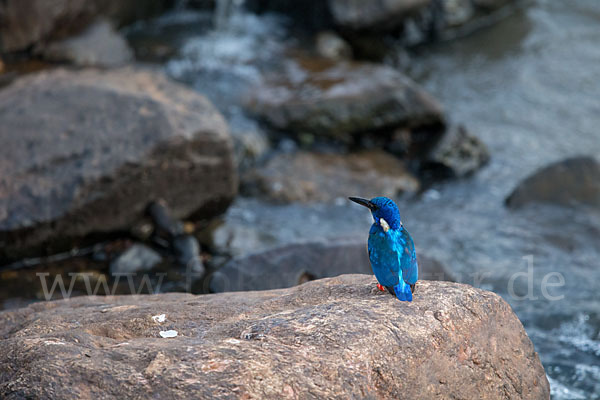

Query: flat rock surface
[
  {"left": 0, "top": 67, "right": 237, "bottom": 259},
  {"left": 242, "top": 150, "right": 419, "bottom": 204},
  {"left": 0, "top": 275, "right": 549, "bottom": 399}
]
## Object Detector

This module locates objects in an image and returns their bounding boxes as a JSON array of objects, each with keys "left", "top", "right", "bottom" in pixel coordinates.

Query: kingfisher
[{"left": 349, "top": 196, "right": 418, "bottom": 301}]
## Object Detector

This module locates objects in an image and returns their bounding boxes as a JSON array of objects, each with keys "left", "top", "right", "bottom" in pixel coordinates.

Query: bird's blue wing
[
  {"left": 396, "top": 228, "right": 418, "bottom": 285},
  {"left": 368, "top": 226, "right": 401, "bottom": 287}
]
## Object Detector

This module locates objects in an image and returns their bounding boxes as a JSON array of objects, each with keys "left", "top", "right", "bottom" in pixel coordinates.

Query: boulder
[
  {"left": 0, "top": 275, "right": 549, "bottom": 399},
  {"left": 0, "top": 0, "right": 170, "bottom": 54},
  {"left": 328, "top": 0, "right": 430, "bottom": 30},
  {"left": 422, "top": 124, "right": 490, "bottom": 179},
  {"left": 249, "top": 0, "right": 519, "bottom": 40},
  {"left": 399, "top": 0, "right": 521, "bottom": 45},
  {"left": 245, "top": 57, "right": 444, "bottom": 143},
  {"left": 39, "top": 19, "right": 134, "bottom": 68},
  {"left": 506, "top": 156, "right": 600, "bottom": 209},
  {"left": 242, "top": 150, "right": 419, "bottom": 204},
  {"left": 210, "top": 238, "right": 455, "bottom": 292},
  {"left": 0, "top": 67, "right": 237, "bottom": 260}
]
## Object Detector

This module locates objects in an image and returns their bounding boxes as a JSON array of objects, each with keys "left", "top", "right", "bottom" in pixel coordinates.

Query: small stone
[
  {"left": 315, "top": 31, "right": 352, "bottom": 60},
  {"left": 159, "top": 330, "right": 178, "bottom": 338},
  {"left": 423, "top": 124, "right": 490, "bottom": 179},
  {"left": 110, "top": 244, "right": 162, "bottom": 275}
]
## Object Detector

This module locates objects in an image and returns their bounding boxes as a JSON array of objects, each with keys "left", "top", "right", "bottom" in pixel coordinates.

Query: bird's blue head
[{"left": 349, "top": 196, "right": 401, "bottom": 230}]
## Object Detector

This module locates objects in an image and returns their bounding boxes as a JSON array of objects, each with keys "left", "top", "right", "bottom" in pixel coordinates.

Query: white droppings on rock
[
  {"left": 159, "top": 330, "right": 178, "bottom": 338},
  {"left": 152, "top": 314, "right": 166, "bottom": 323},
  {"left": 43, "top": 340, "right": 66, "bottom": 346}
]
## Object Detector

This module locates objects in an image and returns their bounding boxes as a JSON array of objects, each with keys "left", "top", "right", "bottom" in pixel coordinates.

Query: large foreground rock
[
  {"left": 506, "top": 156, "right": 600, "bottom": 209},
  {"left": 0, "top": 275, "right": 549, "bottom": 399},
  {"left": 0, "top": 68, "right": 237, "bottom": 260},
  {"left": 211, "top": 238, "right": 454, "bottom": 292},
  {"left": 242, "top": 150, "right": 419, "bottom": 203},
  {"left": 245, "top": 57, "right": 444, "bottom": 142},
  {"left": 0, "top": 0, "right": 170, "bottom": 54}
]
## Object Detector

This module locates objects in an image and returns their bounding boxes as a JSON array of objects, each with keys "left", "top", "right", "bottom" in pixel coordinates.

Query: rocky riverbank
[
  {"left": 3, "top": 0, "right": 600, "bottom": 396},
  {"left": 0, "top": 275, "right": 549, "bottom": 399}
]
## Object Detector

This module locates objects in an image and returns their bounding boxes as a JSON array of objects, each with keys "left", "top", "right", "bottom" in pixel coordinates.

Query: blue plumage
[{"left": 349, "top": 196, "right": 418, "bottom": 302}]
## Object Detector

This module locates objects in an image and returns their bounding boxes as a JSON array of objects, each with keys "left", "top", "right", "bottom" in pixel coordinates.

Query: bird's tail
[{"left": 393, "top": 282, "right": 413, "bottom": 302}]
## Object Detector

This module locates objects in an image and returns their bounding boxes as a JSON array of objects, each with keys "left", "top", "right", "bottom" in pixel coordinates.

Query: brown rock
[
  {"left": 506, "top": 156, "right": 600, "bottom": 209},
  {"left": 245, "top": 57, "right": 444, "bottom": 142},
  {"left": 0, "top": 67, "right": 237, "bottom": 260},
  {"left": 0, "top": 275, "right": 549, "bottom": 399},
  {"left": 0, "top": 0, "right": 170, "bottom": 53},
  {"left": 242, "top": 150, "right": 419, "bottom": 204}
]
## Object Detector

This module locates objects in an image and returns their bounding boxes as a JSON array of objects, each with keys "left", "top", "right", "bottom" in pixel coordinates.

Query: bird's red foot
[{"left": 377, "top": 283, "right": 385, "bottom": 292}]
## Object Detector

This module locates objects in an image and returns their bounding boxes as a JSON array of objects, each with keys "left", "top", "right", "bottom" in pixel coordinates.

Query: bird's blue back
[{"left": 368, "top": 223, "right": 418, "bottom": 287}]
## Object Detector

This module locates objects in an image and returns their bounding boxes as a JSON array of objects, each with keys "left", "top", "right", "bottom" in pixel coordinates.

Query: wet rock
[
  {"left": 329, "top": 0, "right": 430, "bottom": 31},
  {"left": 242, "top": 150, "right": 419, "bottom": 204},
  {"left": 473, "top": 0, "right": 515, "bottom": 11},
  {"left": 0, "top": 275, "right": 549, "bottom": 399},
  {"left": 231, "top": 127, "right": 270, "bottom": 171},
  {"left": 245, "top": 57, "right": 444, "bottom": 143},
  {"left": 400, "top": 0, "right": 522, "bottom": 45},
  {"left": 251, "top": 0, "right": 518, "bottom": 40},
  {"left": 0, "top": 0, "right": 171, "bottom": 54},
  {"left": 506, "top": 156, "right": 600, "bottom": 209},
  {"left": 211, "top": 238, "right": 455, "bottom": 292},
  {"left": 0, "top": 67, "right": 237, "bottom": 260},
  {"left": 422, "top": 124, "right": 490, "bottom": 179},
  {"left": 39, "top": 19, "right": 133, "bottom": 68},
  {"left": 245, "top": 0, "right": 333, "bottom": 31},
  {"left": 315, "top": 31, "right": 352, "bottom": 60},
  {"left": 110, "top": 244, "right": 163, "bottom": 275},
  {"left": 228, "top": 112, "right": 271, "bottom": 171},
  {"left": 147, "top": 201, "right": 206, "bottom": 275}
]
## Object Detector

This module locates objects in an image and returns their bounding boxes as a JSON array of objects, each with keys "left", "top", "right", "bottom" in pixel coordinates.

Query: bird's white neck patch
[{"left": 379, "top": 218, "right": 390, "bottom": 233}]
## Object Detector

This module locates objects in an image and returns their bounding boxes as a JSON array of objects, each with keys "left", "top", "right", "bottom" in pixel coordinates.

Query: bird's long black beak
[{"left": 348, "top": 197, "right": 377, "bottom": 211}]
